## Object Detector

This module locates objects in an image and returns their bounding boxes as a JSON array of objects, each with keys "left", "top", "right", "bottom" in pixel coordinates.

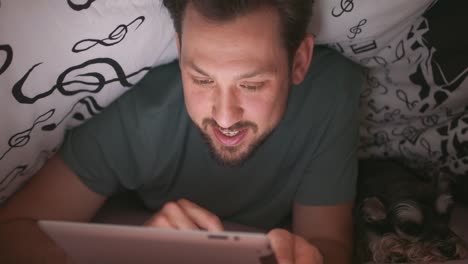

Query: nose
[{"left": 212, "top": 88, "right": 243, "bottom": 128}]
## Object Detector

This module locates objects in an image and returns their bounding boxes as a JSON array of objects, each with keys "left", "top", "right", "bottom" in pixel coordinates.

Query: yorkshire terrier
[{"left": 354, "top": 159, "right": 468, "bottom": 263}]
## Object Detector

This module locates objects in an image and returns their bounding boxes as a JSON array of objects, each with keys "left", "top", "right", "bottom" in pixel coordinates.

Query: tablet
[{"left": 38, "top": 220, "right": 277, "bottom": 264}]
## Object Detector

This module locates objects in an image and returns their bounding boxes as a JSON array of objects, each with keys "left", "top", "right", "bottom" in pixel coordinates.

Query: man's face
[{"left": 179, "top": 5, "right": 291, "bottom": 166}]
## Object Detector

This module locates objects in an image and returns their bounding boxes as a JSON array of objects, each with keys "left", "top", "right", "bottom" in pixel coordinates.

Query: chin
[
  {"left": 196, "top": 121, "right": 273, "bottom": 167},
  {"left": 210, "top": 144, "right": 252, "bottom": 167}
]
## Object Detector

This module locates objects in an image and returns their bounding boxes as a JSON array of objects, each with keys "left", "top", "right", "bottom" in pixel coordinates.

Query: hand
[
  {"left": 267, "top": 229, "right": 323, "bottom": 264},
  {"left": 144, "top": 199, "right": 223, "bottom": 232}
]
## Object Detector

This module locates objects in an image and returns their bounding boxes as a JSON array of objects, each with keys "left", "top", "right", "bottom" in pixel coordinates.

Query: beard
[{"left": 196, "top": 118, "right": 273, "bottom": 167}]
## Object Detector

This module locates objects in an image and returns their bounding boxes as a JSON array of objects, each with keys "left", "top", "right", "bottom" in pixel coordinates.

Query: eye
[
  {"left": 240, "top": 82, "right": 264, "bottom": 91},
  {"left": 192, "top": 78, "right": 214, "bottom": 86}
]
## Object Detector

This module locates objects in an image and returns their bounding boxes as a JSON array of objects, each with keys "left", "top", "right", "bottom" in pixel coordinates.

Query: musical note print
[
  {"left": 331, "top": 0, "right": 354, "bottom": 18},
  {"left": 73, "top": 16, "right": 146, "bottom": 53},
  {"left": 420, "top": 137, "right": 441, "bottom": 159},
  {"left": 348, "top": 19, "right": 367, "bottom": 40},
  {"left": 361, "top": 70, "right": 390, "bottom": 99},
  {"left": 0, "top": 110, "right": 55, "bottom": 161},
  {"left": 392, "top": 126, "right": 421, "bottom": 145},
  {"left": 12, "top": 58, "right": 152, "bottom": 104},
  {"left": 366, "top": 109, "right": 409, "bottom": 125},
  {"left": 360, "top": 56, "right": 387, "bottom": 67},
  {"left": 396, "top": 89, "right": 418, "bottom": 110},
  {"left": 374, "top": 130, "right": 390, "bottom": 146},
  {"left": 42, "top": 96, "right": 103, "bottom": 131},
  {"left": 0, "top": 44, "right": 13, "bottom": 76},
  {"left": 383, "top": 109, "right": 408, "bottom": 123},
  {"left": 367, "top": 99, "right": 389, "bottom": 114},
  {"left": 67, "top": 0, "right": 95, "bottom": 11},
  {"left": 365, "top": 99, "right": 391, "bottom": 124},
  {"left": 392, "top": 40, "right": 406, "bottom": 63},
  {"left": 0, "top": 165, "right": 27, "bottom": 192},
  {"left": 350, "top": 40, "right": 378, "bottom": 54},
  {"left": 421, "top": 114, "right": 440, "bottom": 127}
]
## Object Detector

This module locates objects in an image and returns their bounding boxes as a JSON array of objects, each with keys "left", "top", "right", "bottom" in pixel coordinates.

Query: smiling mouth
[{"left": 212, "top": 127, "right": 248, "bottom": 147}]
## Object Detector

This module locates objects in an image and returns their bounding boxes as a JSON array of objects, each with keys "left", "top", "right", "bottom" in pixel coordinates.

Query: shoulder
[
  {"left": 302, "top": 46, "right": 362, "bottom": 98},
  {"left": 73, "top": 60, "right": 187, "bottom": 152},
  {"left": 284, "top": 46, "right": 362, "bottom": 124},
  {"left": 113, "top": 60, "right": 189, "bottom": 146},
  {"left": 119, "top": 60, "right": 183, "bottom": 112}
]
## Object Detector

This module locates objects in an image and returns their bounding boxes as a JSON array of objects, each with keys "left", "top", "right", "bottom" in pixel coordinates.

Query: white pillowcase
[
  {"left": 310, "top": 0, "right": 468, "bottom": 178},
  {"left": 0, "top": 0, "right": 178, "bottom": 202}
]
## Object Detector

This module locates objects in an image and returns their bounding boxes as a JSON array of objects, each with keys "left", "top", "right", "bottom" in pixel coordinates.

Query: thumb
[{"left": 267, "top": 229, "right": 294, "bottom": 264}]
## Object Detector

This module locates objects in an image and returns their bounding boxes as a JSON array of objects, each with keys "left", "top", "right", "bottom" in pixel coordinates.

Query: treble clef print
[
  {"left": 332, "top": 0, "right": 354, "bottom": 18},
  {"left": 0, "top": 110, "right": 55, "bottom": 160},
  {"left": 72, "top": 16, "right": 146, "bottom": 53},
  {"left": 12, "top": 58, "right": 151, "bottom": 104},
  {"left": 420, "top": 137, "right": 440, "bottom": 158},
  {"left": 396, "top": 89, "right": 418, "bottom": 110},
  {"left": 348, "top": 19, "right": 367, "bottom": 40}
]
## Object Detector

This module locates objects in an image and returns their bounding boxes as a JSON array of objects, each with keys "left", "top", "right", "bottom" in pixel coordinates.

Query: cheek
[
  {"left": 183, "top": 87, "right": 209, "bottom": 123},
  {"left": 244, "top": 92, "right": 287, "bottom": 128}
]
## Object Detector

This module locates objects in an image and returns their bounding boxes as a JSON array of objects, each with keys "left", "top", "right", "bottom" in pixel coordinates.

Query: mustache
[{"left": 202, "top": 118, "right": 258, "bottom": 133}]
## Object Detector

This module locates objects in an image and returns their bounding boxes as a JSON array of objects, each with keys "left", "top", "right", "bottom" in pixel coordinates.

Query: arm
[
  {"left": 293, "top": 201, "right": 354, "bottom": 264},
  {"left": 0, "top": 155, "right": 106, "bottom": 263},
  {"left": 289, "top": 47, "right": 360, "bottom": 264}
]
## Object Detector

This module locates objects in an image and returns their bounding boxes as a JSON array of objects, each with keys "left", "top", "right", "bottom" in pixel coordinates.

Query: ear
[
  {"left": 291, "top": 33, "right": 314, "bottom": 85},
  {"left": 361, "top": 196, "right": 387, "bottom": 222},
  {"left": 176, "top": 33, "right": 181, "bottom": 58}
]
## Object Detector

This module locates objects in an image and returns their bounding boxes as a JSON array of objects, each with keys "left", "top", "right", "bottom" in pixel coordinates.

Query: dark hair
[{"left": 163, "top": 0, "right": 313, "bottom": 62}]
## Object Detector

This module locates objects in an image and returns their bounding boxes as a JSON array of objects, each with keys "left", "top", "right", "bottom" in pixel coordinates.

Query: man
[{"left": 0, "top": 0, "right": 360, "bottom": 263}]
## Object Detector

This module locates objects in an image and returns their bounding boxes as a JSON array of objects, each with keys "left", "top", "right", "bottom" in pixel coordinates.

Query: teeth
[{"left": 219, "top": 128, "right": 240, "bottom": 137}]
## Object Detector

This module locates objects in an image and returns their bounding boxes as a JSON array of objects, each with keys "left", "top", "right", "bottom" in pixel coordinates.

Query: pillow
[
  {"left": 0, "top": 0, "right": 178, "bottom": 202},
  {"left": 309, "top": 0, "right": 468, "bottom": 179}
]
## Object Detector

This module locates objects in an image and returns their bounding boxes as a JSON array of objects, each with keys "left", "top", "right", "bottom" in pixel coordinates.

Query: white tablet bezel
[{"left": 38, "top": 220, "right": 277, "bottom": 264}]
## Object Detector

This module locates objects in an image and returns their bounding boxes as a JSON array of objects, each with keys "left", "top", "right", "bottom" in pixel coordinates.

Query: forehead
[{"left": 180, "top": 4, "right": 287, "bottom": 68}]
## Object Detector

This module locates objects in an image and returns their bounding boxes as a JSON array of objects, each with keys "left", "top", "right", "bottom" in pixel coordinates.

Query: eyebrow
[
  {"left": 187, "top": 61, "right": 277, "bottom": 80},
  {"left": 188, "top": 62, "right": 210, "bottom": 76}
]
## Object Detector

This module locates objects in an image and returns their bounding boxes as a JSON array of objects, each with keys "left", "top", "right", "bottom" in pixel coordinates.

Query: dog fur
[{"left": 354, "top": 159, "right": 468, "bottom": 263}]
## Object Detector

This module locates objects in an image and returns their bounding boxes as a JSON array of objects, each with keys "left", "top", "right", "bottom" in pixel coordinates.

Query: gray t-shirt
[{"left": 59, "top": 47, "right": 361, "bottom": 229}]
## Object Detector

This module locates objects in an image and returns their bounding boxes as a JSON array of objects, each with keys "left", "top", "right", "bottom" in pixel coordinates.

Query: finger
[
  {"left": 158, "top": 201, "right": 200, "bottom": 230},
  {"left": 294, "top": 236, "right": 323, "bottom": 264},
  {"left": 267, "top": 229, "right": 294, "bottom": 264},
  {"left": 177, "top": 199, "right": 224, "bottom": 232},
  {"left": 144, "top": 214, "right": 176, "bottom": 229}
]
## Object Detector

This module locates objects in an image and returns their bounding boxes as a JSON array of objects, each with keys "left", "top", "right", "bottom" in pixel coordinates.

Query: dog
[{"left": 354, "top": 159, "right": 468, "bottom": 263}]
